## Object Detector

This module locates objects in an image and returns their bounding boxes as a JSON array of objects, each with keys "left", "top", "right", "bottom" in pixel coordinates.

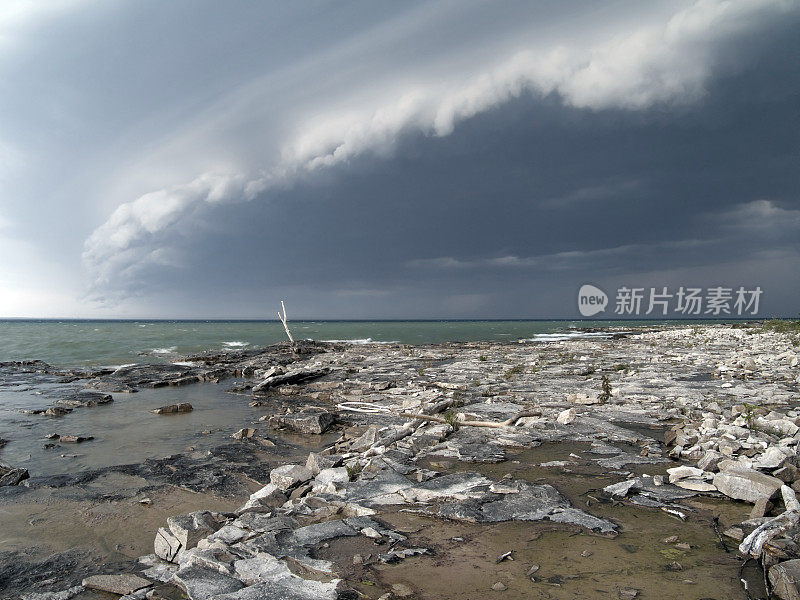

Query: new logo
[{"left": 578, "top": 284, "right": 608, "bottom": 317}]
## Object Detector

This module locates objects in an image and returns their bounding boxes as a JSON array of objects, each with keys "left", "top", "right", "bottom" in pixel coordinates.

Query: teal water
[{"left": 0, "top": 318, "right": 745, "bottom": 366}]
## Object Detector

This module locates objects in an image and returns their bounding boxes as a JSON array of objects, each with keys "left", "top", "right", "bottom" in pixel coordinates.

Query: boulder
[
  {"left": 81, "top": 574, "right": 151, "bottom": 595},
  {"left": 151, "top": 403, "right": 193, "bottom": 415},
  {"left": 755, "top": 447, "right": 791, "bottom": 470},
  {"left": 315, "top": 467, "right": 349, "bottom": 486},
  {"left": 232, "top": 428, "right": 257, "bottom": 440},
  {"left": 270, "top": 464, "right": 313, "bottom": 490},
  {"left": 774, "top": 465, "right": 800, "bottom": 483},
  {"left": 155, "top": 527, "right": 183, "bottom": 562},
  {"left": 769, "top": 559, "right": 800, "bottom": 600},
  {"left": 237, "top": 483, "right": 288, "bottom": 514},
  {"left": 756, "top": 418, "right": 799, "bottom": 438},
  {"left": 269, "top": 411, "right": 335, "bottom": 434},
  {"left": 713, "top": 468, "right": 783, "bottom": 503},
  {"left": 306, "top": 453, "right": 344, "bottom": 476},
  {"left": 0, "top": 464, "right": 29, "bottom": 486},
  {"left": 349, "top": 427, "right": 379, "bottom": 452},
  {"left": 698, "top": 451, "right": 723, "bottom": 472},
  {"left": 556, "top": 408, "right": 576, "bottom": 425},
  {"left": 166, "top": 511, "right": 223, "bottom": 551}
]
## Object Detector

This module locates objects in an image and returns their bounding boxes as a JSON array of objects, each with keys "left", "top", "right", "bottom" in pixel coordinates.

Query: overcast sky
[{"left": 0, "top": 0, "right": 798, "bottom": 319}]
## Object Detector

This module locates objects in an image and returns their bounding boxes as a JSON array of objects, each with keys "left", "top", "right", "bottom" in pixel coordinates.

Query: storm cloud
[{"left": 1, "top": 0, "right": 798, "bottom": 318}]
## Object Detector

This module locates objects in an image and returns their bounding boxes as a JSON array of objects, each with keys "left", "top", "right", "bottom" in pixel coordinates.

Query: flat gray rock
[
  {"left": 171, "top": 565, "right": 244, "bottom": 600},
  {"left": 713, "top": 468, "right": 783, "bottom": 503},
  {"left": 270, "top": 411, "right": 335, "bottom": 434},
  {"left": 81, "top": 574, "right": 151, "bottom": 595},
  {"left": 217, "top": 579, "right": 338, "bottom": 600}
]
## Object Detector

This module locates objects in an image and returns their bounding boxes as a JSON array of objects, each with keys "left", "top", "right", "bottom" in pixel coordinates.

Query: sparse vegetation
[
  {"left": 743, "top": 403, "right": 759, "bottom": 431},
  {"left": 443, "top": 409, "right": 460, "bottom": 431},
  {"left": 504, "top": 365, "right": 525, "bottom": 380},
  {"left": 759, "top": 319, "right": 800, "bottom": 334},
  {"left": 600, "top": 375, "right": 612, "bottom": 404},
  {"left": 479, "top": 355, "right": 488, "bottom": 361},
  {"left": 345, "top": 463, "right": 363, "bottom": 479}
]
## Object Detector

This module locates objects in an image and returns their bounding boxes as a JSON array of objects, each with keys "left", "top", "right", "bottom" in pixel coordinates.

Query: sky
[{"left": 0, "top": 0, "right": 798, "bottom": 319}]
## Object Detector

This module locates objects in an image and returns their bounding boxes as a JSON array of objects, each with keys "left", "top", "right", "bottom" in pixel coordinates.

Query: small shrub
[
  {"left": 443, "top": 409, "right": 460, "bottom": 431},
  {"left": 743, "top": 403, "right": 759, "bottom": 431},
  {"left": 600, "top": 375, "right": 612, "bottom": 404},
  {"left": 504, "top": 365, "right": 525, "bottom": 380}
]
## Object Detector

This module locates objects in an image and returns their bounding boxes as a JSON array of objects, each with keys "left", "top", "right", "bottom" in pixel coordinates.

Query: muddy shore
[{"left": 2, "top": 324, "right": 800, "bottom": 600}]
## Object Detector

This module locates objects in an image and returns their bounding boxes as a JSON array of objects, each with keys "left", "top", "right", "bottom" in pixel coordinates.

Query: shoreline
[{"left": 2, "top": 323, "right": 800, "bottom": 599}]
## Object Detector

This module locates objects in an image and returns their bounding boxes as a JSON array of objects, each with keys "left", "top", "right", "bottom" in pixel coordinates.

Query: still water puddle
[
  {"left": 329, "top": 442, "right": 752, "bottom": 600},
  {"left": 0, "top": 381, "right": 316, "bottom": 477}
]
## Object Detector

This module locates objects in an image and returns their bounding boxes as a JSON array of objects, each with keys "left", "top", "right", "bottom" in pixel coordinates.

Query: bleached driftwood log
[
  {"left": 277, "top": 300, "right": 294, "bottom": 344},
  {"left": 739, "top": 485, "right": 800, "bottom": 558},
  {"left": 391, "top": 408, "right": 542, "bottom": 429},
  {"left": 337, "top": 400, "right": 542, "bottom": 458}
]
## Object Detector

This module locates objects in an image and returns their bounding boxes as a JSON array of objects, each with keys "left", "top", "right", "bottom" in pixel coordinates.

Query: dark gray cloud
[{"left": 0, "top": 1, "right": 798, "bottom": 317}]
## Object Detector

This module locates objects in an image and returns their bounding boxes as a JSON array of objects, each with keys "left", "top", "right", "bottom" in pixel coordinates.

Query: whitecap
[
  {"left": 222, "top": 341, "right": 250, "bottom": 348},
  {"left": 151, "top": 346, "right": 177, "bottom": 354},
  {"left": 526, "top": 331, "right": 630, "bottom": 342}
]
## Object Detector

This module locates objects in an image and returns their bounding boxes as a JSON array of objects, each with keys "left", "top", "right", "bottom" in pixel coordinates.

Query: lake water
[{"left": 0, "top": 318, "right": 738, "bottom": 366}]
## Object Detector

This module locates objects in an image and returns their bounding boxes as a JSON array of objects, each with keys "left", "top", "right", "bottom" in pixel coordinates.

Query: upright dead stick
[{"left": 277, "top": 300, "right": 294, "bottom": 344}]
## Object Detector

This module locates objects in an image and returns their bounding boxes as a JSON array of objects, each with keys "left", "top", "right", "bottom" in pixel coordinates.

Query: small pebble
[
  {"left": 662, "top": 535, "right": 679, "bottom": 544},
  {"left": 618, "top": 587, "right": 639, "bottom": 600},
  {"left": 491, "top": 582, "right": 507, "bottom": 591},
  {"left": 581, "top": 550, "right": 593, "bottom": 557}
]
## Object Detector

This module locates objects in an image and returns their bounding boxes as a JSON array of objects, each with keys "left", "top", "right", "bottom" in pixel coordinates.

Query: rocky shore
[{"left": 3, "top": 323, "right": 800, "bottom": 600}]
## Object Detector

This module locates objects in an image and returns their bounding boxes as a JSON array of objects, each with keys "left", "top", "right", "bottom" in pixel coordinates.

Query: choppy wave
[
  {"left": 527, "top": 332, "right": 627, "bottom": 342},
  {"left": 151, "top": 346, "right": 178, "bottom": 354},
  {"left": 222, "top": 340, "right": 250, "bottom": 348},
  {"left": 322, "top": 338, "right": 398, "bottom": 344}
]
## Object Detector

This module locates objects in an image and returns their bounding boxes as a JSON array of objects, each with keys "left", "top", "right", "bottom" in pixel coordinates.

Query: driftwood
[
  {"left": 336, "top": 399, "right": 541, "bottom": 458},
  {"left": 739, "top": 485, "right": 800, "bottom": 558},
  {"left": 277, "top": 300, "right": 294, "bottom": 344},
  {"left": 361, "top": 397, "right": 455, "bottom": 457},
  {"left": 392, "top": 408, "right": 542, "bottom": 429}
]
